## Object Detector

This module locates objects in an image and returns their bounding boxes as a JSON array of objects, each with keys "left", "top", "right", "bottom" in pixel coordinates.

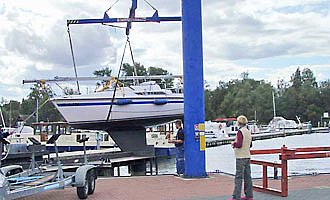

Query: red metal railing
[{"left": 250, "top": 145, "right": 330, "bottom": 197}]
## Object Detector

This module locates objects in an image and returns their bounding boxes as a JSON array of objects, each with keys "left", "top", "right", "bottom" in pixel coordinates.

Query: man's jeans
[
  {"left": 233, "top": 158, "right": 253, "bottom": 199},
  {"left": 176, "top": 145, "right": 185, "bottom": 174}
]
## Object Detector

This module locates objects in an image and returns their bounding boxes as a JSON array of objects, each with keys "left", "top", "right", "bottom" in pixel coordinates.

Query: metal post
[
  {"left": 272, "top": 91, "right": 276, "bottom": 117},
  {"left": 36, "top": 98, "right": 39, "bottom": 123},
  {"left": 182, "top": 0, "right": 206, "bottom": 178},
  {"left": 96, "top": 132, "right": 100, "bottom": 150},
  {"left": 83, "top": 140, "right": 88, "bottom": 165},
  {"left": 54, "top": 140, "right": 64, "bottom": 180},
  {"left": 155, "top": 157, "right": 158, "bottom": 175},
  {"left": 0, "top": 142, "right": 3, "bottom": 167},
  {"left": 9, "top": 101, "right": 12, "bottom": 127},
  {"left": 31, "top": 151, "right": 36, "bottom": 173}
]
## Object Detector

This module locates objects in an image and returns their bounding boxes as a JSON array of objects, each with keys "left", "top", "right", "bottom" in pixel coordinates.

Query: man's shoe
[{"left": 241, "top": 197, "right": 253, "bottom": 200}]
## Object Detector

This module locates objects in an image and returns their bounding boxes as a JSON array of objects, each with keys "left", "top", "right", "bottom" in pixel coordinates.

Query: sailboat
[
  {"left": 51, "top": 78, "right": 184, "bottom": 130},
  {"left": 266, "top": 91, "right": 298, "bottom": 131}
]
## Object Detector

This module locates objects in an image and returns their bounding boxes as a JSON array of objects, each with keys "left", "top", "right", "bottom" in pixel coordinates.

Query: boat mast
[
  {"left": 9, "top": 101, "right": 12, "bottom": 127},
  {"left": 0, "top": 106, "right": 6, "bottom": 128},
  {"left": 36, "top": 98, "right": 39, "bottom": 123},
  {"left": 272, "top": 91, "right": 276, "bottom": 118}
]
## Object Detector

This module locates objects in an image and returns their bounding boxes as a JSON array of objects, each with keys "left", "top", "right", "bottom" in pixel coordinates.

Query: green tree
[
  {"left": 277, "top": 67, "right": 321, "bottom": 125},
  {"left": 121, "top": 63, "right": 147, "bottom": 76},
  {"left": 120, "top": 63, "right": 173, "bottom": 88},
  {"left": 93, "top": 67, "right": 112, "bottom": 87},
  {"left": 319, "top": 80, "right": 330, "bottom": 117},
  {"left": 301, "top": 68, "right": 317, "bottom": 88},
  {"left": 21, "top": 84, "right": 63, "bottom": 124},
  {"left": 1, "top": 100, "right": 20, "bottom": 127},
  {"left": 291, "top": 68, "right": 302, "bottom": 89}
]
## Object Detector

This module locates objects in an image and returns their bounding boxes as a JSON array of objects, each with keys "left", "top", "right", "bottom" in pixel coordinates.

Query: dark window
[
  {"left": 104, "top": 134, "right": 109, "bottom": 141},
  {"left": 76, "top": 134, "right": 81, "bottom": 142}
]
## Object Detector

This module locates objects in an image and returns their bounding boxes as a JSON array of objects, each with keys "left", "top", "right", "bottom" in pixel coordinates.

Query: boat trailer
[{"left": 0, "top": 133, "right": 97, "bottom": 199}]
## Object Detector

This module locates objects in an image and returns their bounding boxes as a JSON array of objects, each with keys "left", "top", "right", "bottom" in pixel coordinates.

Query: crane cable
[
  {"left": 143, "top": 0, "right": 157, "bottom": 11},
  {"left": 67, "top": 26, "right": 81, "bottom": 94},
  {"left": 104, "top": 0, "right": 122, "bottom": 13},
  {"left": 106, "top": 36, "right": 130, "bottom": 122},
  {"left": 127, "top": 37, "right": 139, "bottom": 85}
]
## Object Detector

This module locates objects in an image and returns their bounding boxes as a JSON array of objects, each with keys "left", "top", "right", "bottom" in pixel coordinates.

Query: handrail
[{"left": 250, "top": 145, "right": 330, "bottom": 197}]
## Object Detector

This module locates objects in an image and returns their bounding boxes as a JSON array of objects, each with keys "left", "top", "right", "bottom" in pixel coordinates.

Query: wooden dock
[{"left": 206, "top": 127, "right": 329, "bottom": 148}]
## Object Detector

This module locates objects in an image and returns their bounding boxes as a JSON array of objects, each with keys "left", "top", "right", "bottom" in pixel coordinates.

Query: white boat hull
[{"left": 52, "top": 97, "right": 184, "bottom": 130}]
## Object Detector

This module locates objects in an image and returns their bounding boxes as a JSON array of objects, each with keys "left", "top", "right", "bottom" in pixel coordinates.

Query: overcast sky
[{"left": 1, "top": 0, "right": 330, "bottom": 101}]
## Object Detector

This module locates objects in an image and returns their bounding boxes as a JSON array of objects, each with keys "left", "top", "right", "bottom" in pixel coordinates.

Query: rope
[
  {"left": 67, "top": 26, "right": 81, "bottom": 94},
  {"left": 105, "top": 0, "right": 122, "bottom": 13},
  {"left": 106, "top": 36, "right": 129, "bottom": 122},
  {"left": 127, "top": 37, "right": 139, "bottom": 85},
  {"left": 143, "top": 0, "right": 157, "bottom": 11},
  {"left": 21, "top": 98, "right": 51, "bottom": 127},
  {"left": 102, "top": 23, "right": 126, "bottom": 29}
]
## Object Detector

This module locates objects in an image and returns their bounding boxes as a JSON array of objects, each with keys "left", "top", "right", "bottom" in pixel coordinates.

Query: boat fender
[
  {"left": 116, "top": 99, "right": 132, "bottom": 105},
  {"left": 219, "top": 124, "right": 222, "bottom": 129},
  {"left": 153, "top": 99, "right": 168, "bottom": 105}
]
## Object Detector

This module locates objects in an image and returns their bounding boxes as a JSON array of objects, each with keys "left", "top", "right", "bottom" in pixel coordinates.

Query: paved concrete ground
[{"left": 19, "top": 173, "right": 330, "bottom": 200}]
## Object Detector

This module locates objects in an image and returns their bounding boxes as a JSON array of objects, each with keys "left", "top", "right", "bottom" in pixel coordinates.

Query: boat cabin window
[
  {"left": 158, "top": 125, "right": 166, "bottom": 135},
  {"left": 76, "top": 134, "right": 87, "bottom": 142},
  {"left": 104, "top": 134, "right": 109, "bottom": 141},
  {"left": 5, "top": 167, "right": 23, "bottom": 177},
  {"left": 76, "top": 134, "right": 81, "bottom": 142},
  {"left": 33, "top": 122, "right": 69, "bottom": 135},
  {"left": 98, "top": 134, "right": 104, "bottom": 142}
]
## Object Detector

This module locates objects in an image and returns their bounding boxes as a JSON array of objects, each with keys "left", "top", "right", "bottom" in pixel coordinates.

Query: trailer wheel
[
  {"left": 77, "top": 176, "right": 89, "bottom": 199},
  {"left": 87, "top": 172, "right": 96, "bottom": 195}
]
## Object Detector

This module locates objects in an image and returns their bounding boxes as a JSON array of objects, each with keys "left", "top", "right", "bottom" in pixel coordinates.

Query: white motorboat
[
  {"left": 51, "top": 81, "right": 184, "bottom": 130},
  {"left": 146, "top": 121, "right": 176, "bottom": 157},
  {"left": 204, "top": 121, "right": 229, "bottom": 139},
  {"left": 212, "top": 118, "right": 260, "bottom": 137},
  {"left": 5, "top": 122, "right": 116, "bottom": 153},
  {"left": 266, "top": 116, "right": 298, "bottom": 132}
]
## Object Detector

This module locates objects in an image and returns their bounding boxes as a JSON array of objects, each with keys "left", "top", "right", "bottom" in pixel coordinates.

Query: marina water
[{"left": 157, "top": 131, "right": 330, "bottom": 178}]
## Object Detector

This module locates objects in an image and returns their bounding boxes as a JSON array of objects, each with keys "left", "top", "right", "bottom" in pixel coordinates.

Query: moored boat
[{"left": 6, "top": 122, "right": 116, "bottom": 153}]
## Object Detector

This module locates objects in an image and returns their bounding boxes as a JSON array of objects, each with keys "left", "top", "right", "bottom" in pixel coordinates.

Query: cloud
[
  {"left": 202, "top": 0, "right": 330, "bottom": 61},
  {"left": 1, "top": 0, "right": 330, "bottom": 101}
]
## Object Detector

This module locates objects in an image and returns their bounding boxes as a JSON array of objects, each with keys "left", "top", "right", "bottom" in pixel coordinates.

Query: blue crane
[{"left": 66, "top": 0, "right": 181, "bottom": 35}]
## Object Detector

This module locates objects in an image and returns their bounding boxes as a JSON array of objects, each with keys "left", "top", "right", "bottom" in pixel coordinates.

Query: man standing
[
  {"left": 168, "top": 120, "right": 185, "bottom": 175},
  {"left": 228, "top": 115, "right": 253, "bottom": 200}
]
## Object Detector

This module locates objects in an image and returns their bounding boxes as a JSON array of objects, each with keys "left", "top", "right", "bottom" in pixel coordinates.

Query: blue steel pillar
[{"left": 182, "top": 0, "right": 206, "bottom": 177}]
